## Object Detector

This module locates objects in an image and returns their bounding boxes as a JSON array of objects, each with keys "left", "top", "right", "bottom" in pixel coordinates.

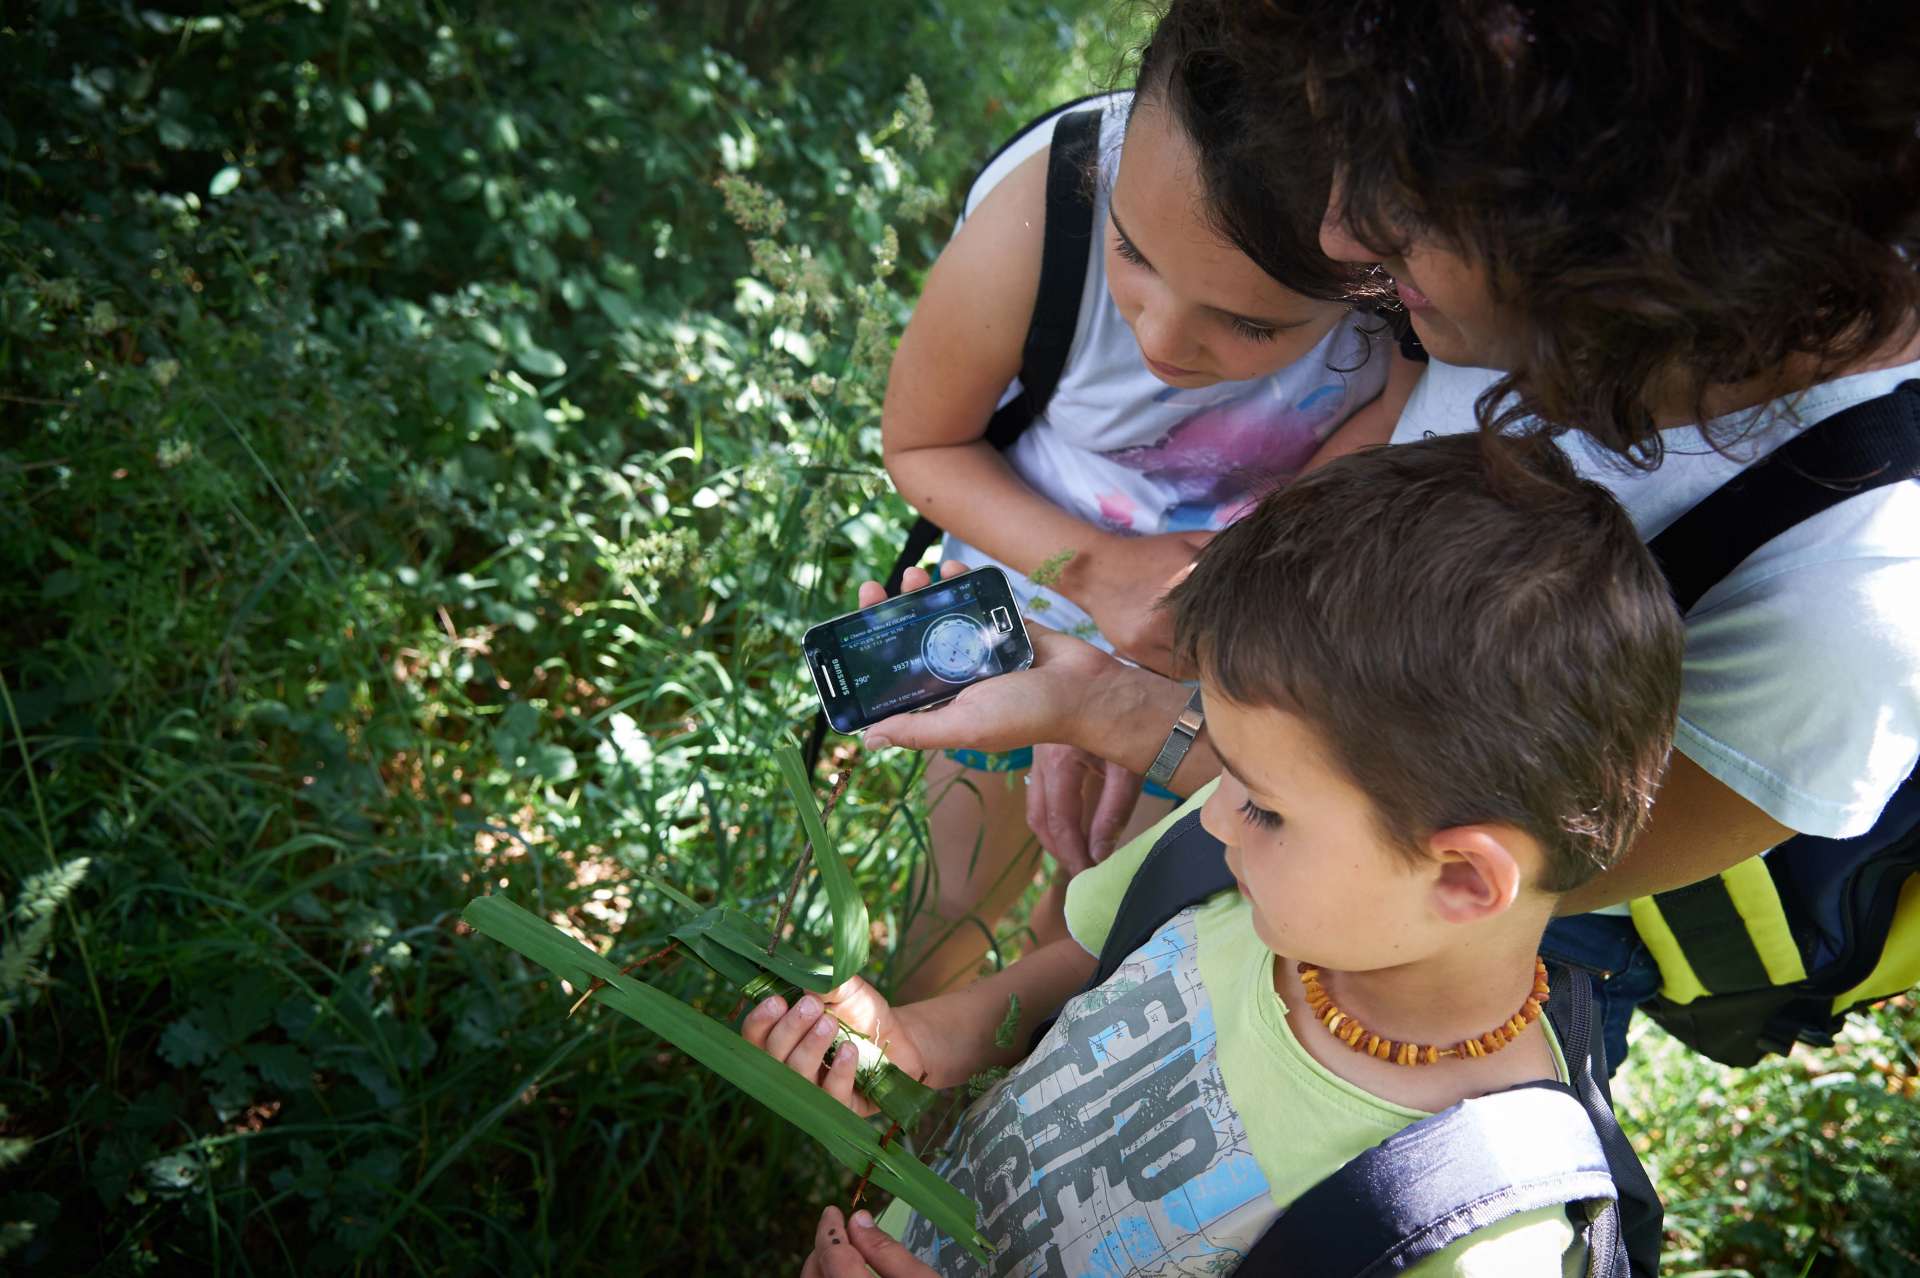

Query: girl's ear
[{"left": 1423, "top": 825, "right": 1529, "bottom": 924}]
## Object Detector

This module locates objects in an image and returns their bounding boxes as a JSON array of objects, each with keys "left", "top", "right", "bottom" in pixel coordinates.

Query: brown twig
[
  {"left": 849, "top": 1070, "right": 925, "bottom": 1212},
  {"left": 569, "top": 939, "right": 681, "bottom": 1017}
]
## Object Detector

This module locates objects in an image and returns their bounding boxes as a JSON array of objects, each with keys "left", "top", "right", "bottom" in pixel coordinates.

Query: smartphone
[{"left": 804, "top": 566, "right": 1035, "bottom": 734}]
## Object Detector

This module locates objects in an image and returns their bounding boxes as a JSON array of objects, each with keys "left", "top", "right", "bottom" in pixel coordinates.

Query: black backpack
[
  {"left": 1041, "top": 808, "right": 1662, "bottom": 1278},
  {"left": 1629, "top": 379, "right": 1920, "bottom": 1065}
]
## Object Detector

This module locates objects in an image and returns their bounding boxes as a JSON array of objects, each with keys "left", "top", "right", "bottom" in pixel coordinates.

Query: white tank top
[{"left": 943, "top": 94, "right": 1392, "bottom": 647}]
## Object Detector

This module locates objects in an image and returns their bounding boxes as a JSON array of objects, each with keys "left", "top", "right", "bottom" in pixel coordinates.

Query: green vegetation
[{"left": 1, "top": 3, "right": 1916, "bottom": 1275}]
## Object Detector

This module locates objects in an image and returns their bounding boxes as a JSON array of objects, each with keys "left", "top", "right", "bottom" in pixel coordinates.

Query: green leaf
[
  {"left": 158, "top": 1017, "right": 220, "bottom": 1068},
  {"left": 342, "top": 92, "right": 368, "bottom": 131},
  {"left": 772, "top": 744, "right": 868, "bottom": 984},
  {"left": 515, "top": 347, "right": 566, "bottom": 379},
  {"left": 443, "top": 172, "right": 482, "bottom": 202},
  {"left": 671, "top": 906, "right": 834, "bottom": 994},
  {"left": 462, "top": 896, "right": 986, "bottom": 1261},
  {"left": 208, "top": 166, "right": 241, "bottom": 197}
]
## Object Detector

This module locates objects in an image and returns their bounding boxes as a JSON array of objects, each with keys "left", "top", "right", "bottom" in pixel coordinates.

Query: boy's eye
[
  {"left": 1238, "top": 798, "right": 1283, "bottom": 831},
  {"left": 1230, "top": 316, "right": 1278, "bottom": 344},
  {"left": 1111, "top": 231, "right": 1148, "bottom": 268}
]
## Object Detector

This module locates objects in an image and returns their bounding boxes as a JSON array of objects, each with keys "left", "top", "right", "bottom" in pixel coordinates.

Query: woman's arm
[{"left": 1556, "top": 753, "right": 1795, "bottom": 914}]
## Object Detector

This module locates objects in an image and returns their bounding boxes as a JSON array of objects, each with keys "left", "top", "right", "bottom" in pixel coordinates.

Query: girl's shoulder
[{"left": 961, "top": 91, "right": 1130, "bottom": 220}]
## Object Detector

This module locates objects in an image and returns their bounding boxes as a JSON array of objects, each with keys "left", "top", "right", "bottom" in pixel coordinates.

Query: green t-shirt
[{"left": 885, "top": 783, "right": 1580, "bottom": 1275}]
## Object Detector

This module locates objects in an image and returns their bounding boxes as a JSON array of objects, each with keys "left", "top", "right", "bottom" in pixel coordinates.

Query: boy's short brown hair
[{"left": 1168, "top": 434, "right": 1684, "bottom": 891}]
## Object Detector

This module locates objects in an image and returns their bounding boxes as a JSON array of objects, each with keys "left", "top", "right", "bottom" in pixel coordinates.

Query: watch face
[{"left": 921, "top": 613, "right": 992, "bottom": 683}]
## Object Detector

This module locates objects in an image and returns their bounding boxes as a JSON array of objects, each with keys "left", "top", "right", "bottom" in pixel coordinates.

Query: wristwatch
[{"left": 1144, "top": 685, "right": 1205, "bottom": 789}]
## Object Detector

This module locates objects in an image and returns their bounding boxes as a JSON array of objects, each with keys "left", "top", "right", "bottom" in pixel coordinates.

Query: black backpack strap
[
  {"left": 1027, "top": 808, "right": 1232, "bottom": 1051},
  {"left": 1247, "top": 1081, "right": 1617, "bottom": 1277},
  {"left": 1546, "top": 965, "right": 1664, "bottom": 1277},
  {"left": 1647, "top": 379, "right": 1920, "bottom": 613},
  {"left": 1244, "top": 963, "right": 1662, "bottom": 1278},
  {"left": 882, "top": 104, "right": 1105, "bottom": 594}
]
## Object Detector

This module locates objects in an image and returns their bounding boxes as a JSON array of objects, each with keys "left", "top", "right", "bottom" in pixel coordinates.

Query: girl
[{"left": 884, "top": 0, "right": 1421, "bottom": 1000}]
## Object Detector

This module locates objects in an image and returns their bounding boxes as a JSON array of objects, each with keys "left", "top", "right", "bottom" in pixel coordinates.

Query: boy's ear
[{"left": 1422, "top": 825, "right": 1530, "bottom": 924}]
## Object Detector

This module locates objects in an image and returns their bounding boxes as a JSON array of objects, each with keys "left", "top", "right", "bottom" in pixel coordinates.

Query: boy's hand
[
  {"left": 741, "top": 977, "right": 933, "bottom": 1118},
  {"left": 800, "top": 1206, "right": 938, "bottom": 1278}
]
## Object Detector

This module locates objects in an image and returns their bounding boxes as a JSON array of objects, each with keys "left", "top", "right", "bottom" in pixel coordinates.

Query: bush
[{"left": 0, "top": 2, "right": 1128, "bottom": 1270}]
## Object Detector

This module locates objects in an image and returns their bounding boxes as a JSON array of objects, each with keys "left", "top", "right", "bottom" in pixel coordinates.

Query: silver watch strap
[{"left": 1144, "top": 685, "right": 1205, "bottom": 789}]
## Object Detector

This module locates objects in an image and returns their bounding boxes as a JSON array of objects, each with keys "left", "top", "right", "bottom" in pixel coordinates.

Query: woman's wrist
[{"left": 1066, "top": 661, "right": 1192, "bottom": 775}]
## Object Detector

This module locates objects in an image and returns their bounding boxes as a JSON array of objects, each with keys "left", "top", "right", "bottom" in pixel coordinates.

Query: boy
[{"left": 746, "top": 432, "right": 1684, "bottom": 1275}]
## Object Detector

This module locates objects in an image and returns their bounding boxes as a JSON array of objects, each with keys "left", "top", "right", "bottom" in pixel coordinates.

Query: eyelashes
[
  {"left": 1110, "top": 232, "right": 1278, "bottom": 344},
  {"left": 1238, "top": 798, "right": 1283, "bottom": 831},
  {"left": 1230, "top": 317, "right": 1278, "bottom": 344}
]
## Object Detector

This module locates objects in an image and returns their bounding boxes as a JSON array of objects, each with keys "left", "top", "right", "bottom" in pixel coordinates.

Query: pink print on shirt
[{"left": 1094, "top": 383, "right": 1346, "bottom": 534}]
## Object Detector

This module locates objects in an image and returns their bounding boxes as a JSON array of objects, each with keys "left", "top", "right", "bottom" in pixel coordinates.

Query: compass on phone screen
[{"left": 921, "top": 613, "right": 992, "bottom": 683}]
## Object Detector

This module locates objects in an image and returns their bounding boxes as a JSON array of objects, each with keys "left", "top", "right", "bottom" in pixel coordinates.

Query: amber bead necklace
[{"left": 1296, "top": 957, "right": 1551, "bottom": 1067}]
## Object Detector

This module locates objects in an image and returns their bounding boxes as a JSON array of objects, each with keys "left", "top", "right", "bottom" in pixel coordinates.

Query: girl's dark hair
[
  {"left": 1230, "top": 1, "right": 1920, "bottom": 460},
  {"left": 1131, "top": 0, "right": 1393, "bottom": 307}
]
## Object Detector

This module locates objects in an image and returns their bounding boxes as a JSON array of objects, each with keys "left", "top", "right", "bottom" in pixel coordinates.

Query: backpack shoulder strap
[
  {"left": 1086, "top": 807, "right": 1234, "bottom": 989},
  {"left": 1025, "top": 807, "right": 1233, "bottom": 1051},
  {"left": 1248, "top": 1081, "right": 1617, "bottom": 1277},
  {"left": 886, "top": 102, "right": 1106, "bottom": 592},
  {"left": 982, "top": 103, "right": 1103, "bottom": 450},
  {"left": 1647, "top": 378, "right": 1920, "bottom": 613},
  {"left": 1242, "top": 964, "right": 1663, "bottom": 1278}
]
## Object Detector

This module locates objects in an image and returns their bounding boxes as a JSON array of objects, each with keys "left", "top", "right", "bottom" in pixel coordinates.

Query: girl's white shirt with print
[{"left": 941, "top": 94, "right": 1392, "bottom": 647}]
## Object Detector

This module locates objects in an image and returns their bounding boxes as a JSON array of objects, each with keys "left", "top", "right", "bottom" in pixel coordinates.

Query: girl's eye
[
  {"left": 1112, "top": 232, "right": 1148, "bottom": 267},
  {"left": 1231, "top": 317, "right": 1278, "bottom": 344},
  {"left": 1238, "top": 798, "right": 1283, "bottom": 831}
]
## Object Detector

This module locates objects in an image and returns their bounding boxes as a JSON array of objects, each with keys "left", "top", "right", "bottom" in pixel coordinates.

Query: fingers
[
  {"left": 803, "top": 1206, "right": 865, "bottom": 1278},
  {"left": 856, "top": 558, "right": 962, "bottom": 611},
  {"left": 745, "top": 994, "right": 843, "bottom": 1087},
  {"left": 1088, "top": 761, "right": 1144, "bottom": 864},
  {"left": 847, "top": 1210, "right": 942, "bottom": 1277},
  {"left": 1027, "top": 745, "right": 1092, "bottom": 877},
  {"left": 820, "top": 1038, "right": 861, "bottom": 1108},
  {"left": 740, "top": 994, "right": 787, "bottom": 1049}
]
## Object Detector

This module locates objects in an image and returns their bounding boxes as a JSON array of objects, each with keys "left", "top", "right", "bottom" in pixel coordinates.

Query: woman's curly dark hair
[
  {"left": 1232, "top": 0, "right": 1920, "bottom": 461},
  {"left": 1130, "top": 0, "right": 1395, "bottom": 308}
]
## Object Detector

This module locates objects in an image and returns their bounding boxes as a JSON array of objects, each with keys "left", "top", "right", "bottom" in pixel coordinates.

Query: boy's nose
[{"left": 1198, "top": 784, "right": 1237, "bottom": 849}]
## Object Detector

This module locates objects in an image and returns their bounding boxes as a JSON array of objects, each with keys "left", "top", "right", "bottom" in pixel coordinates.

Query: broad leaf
[{"left": 463, "top": 895, "right": 986, "bottom": 1262}]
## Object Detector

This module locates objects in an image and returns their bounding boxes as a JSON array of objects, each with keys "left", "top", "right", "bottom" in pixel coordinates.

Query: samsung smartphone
[{"left": 804, "top": 566, "right": 1035, "bottom": 734}]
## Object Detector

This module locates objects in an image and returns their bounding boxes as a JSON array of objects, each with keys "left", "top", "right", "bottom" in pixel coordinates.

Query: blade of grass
[
  {"left": 463, "top": 894, "right": 987, "bottom": 1262},
  {"left": 673, "top": 906, "right": 835, "bottom": 993},
  {"left": 772, "top": 743, "right": 869, "bottom": 983}
]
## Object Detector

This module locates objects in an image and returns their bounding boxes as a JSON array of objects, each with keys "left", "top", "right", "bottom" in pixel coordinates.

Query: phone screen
[{"left": 806, "top": 568, "right": 1032, "bottom": 732}]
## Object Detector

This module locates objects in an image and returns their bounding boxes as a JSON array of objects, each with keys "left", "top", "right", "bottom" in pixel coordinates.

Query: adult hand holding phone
[{"left": 858, "top": 562, "right": 1125, "bottom": 756}]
